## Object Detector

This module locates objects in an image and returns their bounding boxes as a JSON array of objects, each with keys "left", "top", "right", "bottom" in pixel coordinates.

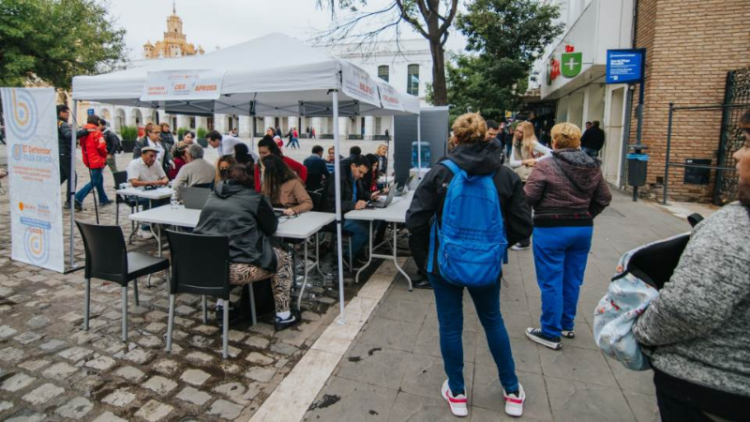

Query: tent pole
[
  {"left": 417, "top": 114, "right": 422, "bottom": 179},
  {"left": 332, "top": 90, "right": 346, "bottom": 325},
  {"left": 251, "top": 113, "right": 256, "bottom": 150},
  {"left": 69, "top": 100, "right": 77, "bottom": 269}
]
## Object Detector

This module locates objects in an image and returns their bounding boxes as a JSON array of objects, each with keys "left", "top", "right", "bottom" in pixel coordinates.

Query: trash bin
[{"left": 627, "top": 153, "right": 649, "bottom": 187}]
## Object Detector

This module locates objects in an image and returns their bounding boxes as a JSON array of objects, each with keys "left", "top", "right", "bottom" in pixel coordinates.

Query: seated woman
[
  {"left": 234, "top": 143, "right": 256, "bottom": 167},
  {"left": 194, "top": 164, "right": 300, "bottom": 332},
  {"left": 255, "top": 136, "right": 308, "bottom": 192},
  {"left": 215, "top": 155, "right": 237, "bottom": 185},
  {"left": 182, "top": 131, "right": 196, "bottom": 145},
  {"left": 168, "top": 142, "right": 188, "bottom": 180},
  {"left": 362, "top": 154, "right": 385, "bottom": 199},
  {"left": 261, "top": 155, "right": 313, "bottom": 216}
]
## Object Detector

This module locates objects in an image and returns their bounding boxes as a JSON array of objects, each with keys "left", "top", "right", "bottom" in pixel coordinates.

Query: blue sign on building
[
  {"left": 606, "top": 49, "right": 645, "bottom": 84},
  {"left": 87, "top": 108, "right": 95, "bottom": 116}
]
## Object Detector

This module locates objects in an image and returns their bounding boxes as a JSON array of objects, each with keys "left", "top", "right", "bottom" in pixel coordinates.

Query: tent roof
[{"left": 72, "top": 33, "right": 419, "bottom": 117}]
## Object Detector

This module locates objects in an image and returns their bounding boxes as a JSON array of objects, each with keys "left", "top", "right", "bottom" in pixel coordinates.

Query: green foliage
[
  {"left": 0, "top": 0, "right": 126, "bottom": 89},
  {"left": 443, "top": 0, "right": 564, "bottom": 119},
  {"left": 196, "top": 127, "right": 208, "bottom": 139},
  {"left": 177, "top": 127, "right": 188, "bottom": 140},
  {"left": 120, "top": 125, "right": 138, "bottom": 142}
]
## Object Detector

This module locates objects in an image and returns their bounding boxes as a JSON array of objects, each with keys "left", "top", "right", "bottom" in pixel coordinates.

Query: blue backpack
[{"left": 427, "top": 160, "right": 507, "bottom": 287}]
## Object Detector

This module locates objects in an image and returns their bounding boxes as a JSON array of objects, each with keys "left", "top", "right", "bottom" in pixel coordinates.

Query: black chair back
[
  {"left": 192, "top": 182, "right": 214, "bottom": 190},
  {"left": 307, "top": 190, "right": 323, "bottom": 212},
  {"left": 113, "top": 171, "right": 128, "bottom": 189},
  {"left": 306, "top": 173, "right": 324, "bottom": 191},
  {"left": 166, "top": 230, "right": 231, "bottom": 300},
  {"left": 76, "top": 221, "right": 128, "bottom": 284}
]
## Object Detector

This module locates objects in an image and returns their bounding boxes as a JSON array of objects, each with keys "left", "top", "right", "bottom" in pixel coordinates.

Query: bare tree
[{"left": 316, "top": 0, "right": 459, "bottom": 106}]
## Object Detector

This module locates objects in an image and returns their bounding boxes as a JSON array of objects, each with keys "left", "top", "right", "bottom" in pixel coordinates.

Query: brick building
[{"left": 630, "top": 0, "right": 750, "bottom": 203}]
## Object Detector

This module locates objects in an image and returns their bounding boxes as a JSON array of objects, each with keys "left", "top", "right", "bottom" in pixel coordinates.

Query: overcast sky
[{"left": 106, "top": 0, "right": 466, "bottom": 61}]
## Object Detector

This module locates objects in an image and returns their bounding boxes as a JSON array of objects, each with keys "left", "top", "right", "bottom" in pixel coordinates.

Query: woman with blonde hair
[
  {"left": 508, "top": 121, "right": 551, "bottom": 250},
  {"left": 523, "top": 122, "right": 611, "bottom": 351},
  {"left": 406, "top": 113, "right": 532, "bottom": 418}
]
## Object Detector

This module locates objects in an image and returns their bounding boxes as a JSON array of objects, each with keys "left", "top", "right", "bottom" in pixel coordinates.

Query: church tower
[{"left": 143, "top": 1, "right": 203, "bottom": 59}]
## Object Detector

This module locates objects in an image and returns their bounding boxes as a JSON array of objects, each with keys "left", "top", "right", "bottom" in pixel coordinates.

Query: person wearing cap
[{"left": 126, "top": 146, "right": 168, "bottom": 239}]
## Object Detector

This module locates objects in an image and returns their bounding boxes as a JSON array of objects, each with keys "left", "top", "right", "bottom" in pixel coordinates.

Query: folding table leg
[
  {"left": 83, "top": 278, "right": 91, "bottom": 331},
  {"left": 121, "top": 286, "right": 128, "bottom": 342},
  {"left": 249, "top": 285, "right": 257, "bottom": 326},
  {"left": 202, "top": 296, "right": 208, "bottom": 324},
  {"left": 222, "top": 304, "right": 229, "bottom": 359},
  {"left": 355, "top": 221, "right": 375, "bottom": 284},
  {"left": 166, "top": 294, "right": 175, "bottom": 352},
  {"left": 391, "top": 222, "right": 412, "bottom": 291}
]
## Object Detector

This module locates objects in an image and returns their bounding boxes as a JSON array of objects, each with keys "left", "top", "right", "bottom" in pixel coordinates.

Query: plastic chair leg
[
  {"left": 83, "top": 278, "right": 91, "bottom": 331},
  {"left": 166, "top": 294, "right": 175, "bottom": 352},
  {"left": 222, "top": 304, "right": 229, "bottom": 359},
  {"left": 121, "top": 286, "right": 128, "bottom": 343},
  {"left": 249, "top": 285, "right": 257, "bottom": 326},
  {"left": 202, "top": 296, "right": 208, "bottom": 324},
  {"left": 133, "top": 278, "right": 139, "bottom": 306}
]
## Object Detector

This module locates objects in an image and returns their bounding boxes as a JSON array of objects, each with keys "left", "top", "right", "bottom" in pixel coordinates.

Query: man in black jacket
[
  {"left": 99, "top": 119, "right": 120, "bottom": 173},
  {"left": 303, "top": 145, "right": 330, "bottom": 191},
  {"left": 57, "top": 104, "right": 89, "bottom": 209},
  {"left": 581, "top": 120, "right": 605, "bottom": 158},
  {"left": 322, "top": 155, "right": 371, "bottom": 261}
]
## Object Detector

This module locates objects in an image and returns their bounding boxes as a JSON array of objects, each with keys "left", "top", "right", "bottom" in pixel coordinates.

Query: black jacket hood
[
  {"left": 553, "top": 148, "right": 602, "bottom": 193},
  {"left": 213, "top": 180, "right": 247, "bottom": 198},
  {"left": 448, "top": 140, "right": 504, "bottom": 175}
]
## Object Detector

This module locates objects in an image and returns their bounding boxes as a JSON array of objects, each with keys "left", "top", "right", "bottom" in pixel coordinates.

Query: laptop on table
[
  {"left": 367, "top": 183, "right": 396, "bottom": 209},
  {"left": 181, "top": 187, "right": 211, "bottom": 210}
]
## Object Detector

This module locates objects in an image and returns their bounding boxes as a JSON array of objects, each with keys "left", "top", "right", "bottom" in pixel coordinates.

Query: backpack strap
[{"left": 442, "top": 159, "right": 460, "bottom": 176}]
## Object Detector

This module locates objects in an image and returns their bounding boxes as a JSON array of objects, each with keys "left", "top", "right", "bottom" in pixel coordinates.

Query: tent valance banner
[
  {"left": 341, "top": 63, "right": 380, "bottom": 107},
  {"left": 0, "top": 88, "right": 64, "bottom": 273},
  {"left": 140, "top": 69, "right": 226, "bottom": 102},
  {"left": 377, "top": 80, "right": 405, "bottom": 112}
]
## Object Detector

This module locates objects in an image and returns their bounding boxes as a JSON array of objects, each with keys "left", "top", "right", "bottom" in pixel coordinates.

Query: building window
[
  {"left": 378, "top": 65, "right": 389, "bottom": 82},
  {"left": 407, "top": 64, "right": 419, "bottom": 96}
]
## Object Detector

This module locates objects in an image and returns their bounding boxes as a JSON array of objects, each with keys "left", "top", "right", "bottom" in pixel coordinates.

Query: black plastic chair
[
  {"left": 307, "top": 190, "right": 323, "bottom": 212},
  {"left": 165, "top": 230, "right": 251, "bottom": 359},
  {"left": 113, "top": 171, "right": 137, "bottom": 228},
  {"left": 305, "top": 173, "right": 324, "bottom": 191},
  {"left": 76, "top": 221, "right": 170, "bottom": 342}
]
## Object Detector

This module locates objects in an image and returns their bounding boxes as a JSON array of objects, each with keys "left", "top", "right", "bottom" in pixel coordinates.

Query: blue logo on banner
[
  {"left": 6, "top": 89, "right": 39, "bottom": 139},
  {"left": 12, "top": 144, "right": 23, "bottom": 161},
  {"left": 606, "top": 49, "right": 645, "bottom": 84}
]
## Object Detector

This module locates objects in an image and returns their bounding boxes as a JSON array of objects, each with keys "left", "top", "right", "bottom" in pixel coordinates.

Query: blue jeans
[
  {"left": 582, "top": 147, "right": 599, "bottom": 159},
  {"left": 343, "top": 219, "right": 370, "bottom": 259},
  {"left": 532, "top": 226, "right": 593, "bottom": 338},
  {"left": 429, "top": 272, "right": 519, "bottom": 395},
  {"left": 75, "top": 168, "right": 109, "bottom": 205}
]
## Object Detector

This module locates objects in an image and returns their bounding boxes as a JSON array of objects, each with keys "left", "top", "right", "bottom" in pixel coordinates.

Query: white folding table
[
  {"left": 128, "top": 206, "right": 335, "bottom": 316},
  {"left": 345, "top": 192, "right": 415, "bottom": 291},
  {"left": 115, "top": 186, "right": 174, "bottom": 200}
]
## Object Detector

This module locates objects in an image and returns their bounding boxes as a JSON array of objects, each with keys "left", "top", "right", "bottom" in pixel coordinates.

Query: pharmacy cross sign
[{"left": 561, "top": 52, "right": 582, "bottom": 78}]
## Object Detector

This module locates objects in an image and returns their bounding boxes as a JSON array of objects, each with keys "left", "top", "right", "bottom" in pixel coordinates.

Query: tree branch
[
  {"left": 439, "top": 0, "right": 459, "bottom": 33},
  {"left": 394, "top": 0, "right": 430, "bottom": 38}
]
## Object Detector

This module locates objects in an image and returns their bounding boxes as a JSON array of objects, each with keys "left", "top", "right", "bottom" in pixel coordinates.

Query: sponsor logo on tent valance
[
  {"left": 377, "top": 80, "right": 404, "bottom": 112},
  {"left": 341, "top": 64, "right": 380, "bottom": 107},
  {"left": 140, "top": 70, "right": 226, "bottom": 102}
]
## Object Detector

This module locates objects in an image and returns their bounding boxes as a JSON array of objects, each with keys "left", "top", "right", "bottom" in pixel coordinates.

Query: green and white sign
[{"left": 561, "top": 52, "right": 582, "bottom": 78}]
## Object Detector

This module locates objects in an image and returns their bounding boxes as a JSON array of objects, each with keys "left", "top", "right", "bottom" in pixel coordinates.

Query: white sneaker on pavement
[
  {"left": 139, "top": 229, "right": 154, "bottom": 239},
  {"left": 441, "top": 379, "right": 468, "bottom": 417},
  {"left": 503, "top": 383, "right": 525, "bottom": 417}
]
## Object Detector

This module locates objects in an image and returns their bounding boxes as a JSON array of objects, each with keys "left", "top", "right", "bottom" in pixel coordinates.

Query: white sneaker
[
  {"left": 441, "top": 379, "right": 468, "bottom": 417},
  {"left": 139, "top": 229, "right": 154, "bottom": 239},
  {"left": 510, "top": 243, "right": 530, "bottom": 251},
  {"left": 503, "top": 384, "right": 525, "bottom": 417}
]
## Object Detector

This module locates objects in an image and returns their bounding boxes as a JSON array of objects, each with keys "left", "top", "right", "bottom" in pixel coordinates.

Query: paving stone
[
  {"left": 245, "top": 336, "right": 271, "bottom": 349},
  {"left": 0, "top": 286, "right": 14, "bottom": 297},
  {"left": 213, "top": 382, "right": 247, "bottom": 404},
  {"left": 143, "top": 376, "right": 178, "bottom": 395},
  {"left": 134, "top": 399, "right": 174, "bottom": 422},
  {"left": 0, "top": 347, "right": 24, "bottom": 363},
  {"left": 42, "top": 362, "right": 78, "bottom": 380},
  {"left": 102, "top": 389, "right": 137, "bottom": 407},
  {"left": 102, "top": 310, "right": 122, "bottom": 320},
  {"left": 55, "top": 397, "right": 94, "bottom": 419},
  {"left": 213, "top": 344, "right": 241, "bottom": 358},
  {"left": 69, "top": 331, "right": 98, "bottom": 344},
  {"left": 1, "top": 373, "right": 36, "bottom": 392},
  {"left": 186, "top": 351, "right": 214, "bottom": 364},
  {"left": 73, "top": 375, "right": 106, "bottom": 395},
  {"left": 22, "top": 383, "right": 65, "bottom": 404},
  {"left": 25, "top": 315, "right": 50, "bottom": 329},
  {"left": 270, "top": 342, "right": 299, "bottom": 356},
  {"left": 0, "top": 304, "right": 12, "bottom": 313},
  {"left": 246, "top": 352, "right": 275, "bottom": 365},
  {"left": 92, "top": 411, "right": 128, "bottom": 422},
  {"left": 84, "top": 355, "right": 117, "bottom": 372},
  {"left": 249, "top": 323, "right": 276, "bottom": 336},
  {"left": 176, "top": 386, "right": 213, "bottom": 406},
  {"left": 175, "top": 305, "right": 195, "bottom": 316},
  {"left": 4, "top": 411, "right": 46, "bottom": 422},
  {"left": 137, "top": 335, "right": 163, "bottom": 348},
  {"left": 153, "top": 359, "right": 180, "bottom": 375},
  {"left": 227, "top": 330, "right": 247, "bottom": 342},
  {"left": 145, "top": 310, "right": 168, "bottom": 321},
  {"left": 190, "top": 335, "right": 214, "bottom": 348},
  {"left": 245, "top": 367, "right": 277, "bottom": 383},
  {"left": 193, "top": 324, "right": 220, "bottom": 335},
  {"left": 37, "top": 339, "right": 66, "bottom": 353},
  {"left": 0, "top": 325, "right": 18, "bottom": 338},
  {"left": 113, "top": 366, "right": 145, "bottom": 381},
  {"left": 122, "top": 348, "right": 153, "bottom": 365},
  {"left": 57, "top": 346, "right": 94, "bottom": 362},
  {"left": 144, "top": 322, "right": 166, "bottom": 332},
  {"left": 18, "top": 359, "right": 50, "bottom": 372},
  {"left": 180, "top": 369, "right": 212, "bottom": 386},
  {"left": 0, "top": 401, "right": 13, "bottom": 412},
  {"left": 208, "top": 399, "right": 244, "bottom": 420},
  {"left": 174, "top": 316, "right": 195, "bottom": 327},
  {"left": 13, "top": 331, "right": 42, "bottom": 345},
  {"left": 92, "top": 337, "right": 126, "bottom": 354}
]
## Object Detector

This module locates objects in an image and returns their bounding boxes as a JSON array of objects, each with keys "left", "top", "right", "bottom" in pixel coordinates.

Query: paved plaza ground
[{"left": 0, "top": 141, "right": 707, "bottom": 421}]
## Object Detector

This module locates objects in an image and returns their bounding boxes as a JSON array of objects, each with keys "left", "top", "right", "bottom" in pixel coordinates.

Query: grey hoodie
[{"left": 633, "top": 203, "right": 750, "bottom": 397}]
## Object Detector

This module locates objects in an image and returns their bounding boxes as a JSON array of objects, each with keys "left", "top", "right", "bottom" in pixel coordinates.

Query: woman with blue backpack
[
  {"left": 523, "top": 122, "right": 612, "bottom": 351},
  {"left": 406, "top": 113, "right": 533, "bottom": 418}
]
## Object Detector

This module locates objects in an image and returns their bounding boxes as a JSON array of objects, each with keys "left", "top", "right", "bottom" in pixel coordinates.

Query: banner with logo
[
  {"left": 0, "top": 88, "right": 64, "bottom": 272},
  {"left": 140, "top": 70, "right": 225, "bottom": 102},
  {"left": 377, "top": 80, "right": 404, "bottom": 112},
  {"left": 341, "top": 63, "right": 380, "bottom": 107}
]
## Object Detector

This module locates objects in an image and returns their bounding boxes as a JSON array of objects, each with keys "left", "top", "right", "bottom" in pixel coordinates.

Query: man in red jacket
[{"left": 74, "top": 115, "right": 111, "bottom": 208}]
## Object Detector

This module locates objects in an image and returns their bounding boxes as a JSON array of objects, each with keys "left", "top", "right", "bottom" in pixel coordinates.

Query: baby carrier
[{"left": 594, "top": 213, "right": 703, "bottom": 370}]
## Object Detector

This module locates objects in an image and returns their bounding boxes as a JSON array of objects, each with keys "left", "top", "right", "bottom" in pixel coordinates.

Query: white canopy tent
[{"left": 70, "top": 33, "right": 420, "bottom": 323}]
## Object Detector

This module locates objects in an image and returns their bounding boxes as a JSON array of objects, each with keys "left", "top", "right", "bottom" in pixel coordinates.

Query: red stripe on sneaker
[
  {"left": 505, "top": 397, "right": 523, "bottom": 404},
  {"left": 448, "top": 397, "right": 467, "bottom": 404}
]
